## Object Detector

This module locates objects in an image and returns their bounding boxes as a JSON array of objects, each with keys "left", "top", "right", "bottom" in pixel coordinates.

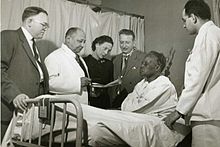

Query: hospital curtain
[
  {"left": 98, "top": 12, "right": 130, "bottom": 55},
  {"left": 130, "top": 17, "right": 145, "bottom": 52},
  {"left": 1, "top": 0, "right": 145, "bottom": 57},
  {"left": 212, "top": 0, "right": 220, "bottom": 27},
  {"left": 1, "top": 0, "right": 98, "bottom": 57}
]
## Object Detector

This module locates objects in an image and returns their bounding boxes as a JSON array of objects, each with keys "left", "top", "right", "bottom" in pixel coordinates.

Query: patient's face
[
  {"left": 119, "top": 34, "right": 135, "bottom": 54},
  {"left": 140, "top": 56, "right": 159, "bottom": 78}
]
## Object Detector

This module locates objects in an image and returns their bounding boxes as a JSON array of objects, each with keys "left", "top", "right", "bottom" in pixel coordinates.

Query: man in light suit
[
  {"left": 164, "top": 0, "right": 220, "bottom": 147},
  {"left": 1, "top": 6, "right": 49, "bottom": 140},
  {"left": 45, "top": 27, "right": 91, "bottom": 104},
  {"left": 112, "top": 29, "right": 146, "bottom": 108}
]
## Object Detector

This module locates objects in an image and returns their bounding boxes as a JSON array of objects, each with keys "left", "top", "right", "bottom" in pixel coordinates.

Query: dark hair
[
  {"left": 119, "top": 29, "right": 135, "bottom": 41},
  {"left": 147, "top": 51, "right": 166, "bottom": 72},
  {"left": 91, "top": 35, "right": 113, "bottom": 51},
  {"left": 65, "top": 27, "right": 82, "bottom": 38},
  {"left": 184, "top": 0, "right": 211, "bottom": 20},
  {"left": 22, "top": 6, "right": 48, "bottom": 22}
]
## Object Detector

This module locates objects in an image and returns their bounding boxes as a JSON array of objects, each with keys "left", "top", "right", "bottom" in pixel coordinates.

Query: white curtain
[
  {"left": 1, "top": 0, "right": 145, "bottom": 57},
  {"left": 213, "top": 0, "right": 220, "bottom": 27},
  {"left": 98, "top": 12, "right": 130, "bottom": 55},
  {"left": 130, "top": 17, "right": 145, "bottom": 52}
]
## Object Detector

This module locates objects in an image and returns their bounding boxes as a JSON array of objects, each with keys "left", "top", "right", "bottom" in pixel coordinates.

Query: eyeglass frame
[{"left": 32, "top": 19, "right": 49, "bottom": 29}]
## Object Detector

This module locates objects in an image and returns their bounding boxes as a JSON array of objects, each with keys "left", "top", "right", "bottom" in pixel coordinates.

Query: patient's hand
[{"left": 163, "top": 110, "right": 182, "bottom": 130}]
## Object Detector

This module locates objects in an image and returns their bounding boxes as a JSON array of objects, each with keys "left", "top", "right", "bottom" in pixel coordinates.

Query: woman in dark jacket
[{"left": 84, "top": 35, "right": 114, "bottom": 109}]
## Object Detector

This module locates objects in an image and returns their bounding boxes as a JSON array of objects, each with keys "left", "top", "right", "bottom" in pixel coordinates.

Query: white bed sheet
[{"left": 4, "top": 103, "right": 190, "bottom": 147}]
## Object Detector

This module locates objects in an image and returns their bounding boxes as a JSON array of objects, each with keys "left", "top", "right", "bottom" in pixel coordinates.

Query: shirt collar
[
  {"left": 21, "top": 27, "right": 33, "bottom": 41},
  {"left": 123, "top": 49, "right": 134, "bottom": 57}
]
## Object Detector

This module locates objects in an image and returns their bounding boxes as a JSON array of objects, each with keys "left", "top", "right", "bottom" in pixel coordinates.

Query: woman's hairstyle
[
  {"left": 119, "top": 29, "right": 135, "bottom": 41},
  {"left": 22, "top": 6, "right": 48, "bottom": 22},
  {"left": 147, "top": 51, "right": 166, "bottom": 72},
  {"left": 91, "top": 35, "right": 113, "bottom": 51},
  {"left": 184, "top": 0, "right": 211, "bottom": 20}
]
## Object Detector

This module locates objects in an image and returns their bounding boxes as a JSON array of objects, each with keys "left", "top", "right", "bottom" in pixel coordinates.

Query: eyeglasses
[{"left": 32, "top": 19, "right": 49, "bottom": 29}]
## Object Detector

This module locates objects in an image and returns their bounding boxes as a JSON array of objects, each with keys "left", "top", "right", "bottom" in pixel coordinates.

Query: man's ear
[
  {"left": 65, "top": 36, "right": 71, "bottom": 43},
  {"left": 26, "top": 18, "right": 33, "bottom": 28},
  {"left": 190, "top": 14, "right": 197, "bottom": 24}
]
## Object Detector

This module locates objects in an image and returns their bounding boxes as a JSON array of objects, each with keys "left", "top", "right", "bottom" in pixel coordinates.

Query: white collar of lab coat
[
  {"left": 198, "top": 21, "right": 214, "bottom": 35},
  {"left": 61, "top": 43, "right": 77, "bottom": 59}
]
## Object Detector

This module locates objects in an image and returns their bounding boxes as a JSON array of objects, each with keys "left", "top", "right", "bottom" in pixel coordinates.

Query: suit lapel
[
  {"left": 17, "top": 28, "right": 38, "bottom": 69},
  {"left": 116, "top": 54, "right": 123, "bottom": 76},
  {"left": 79, "top": 57, "right": 90, "bottom": 78},
  {"left": 123, "top": 51, "right": 138, "bottom": 76}
]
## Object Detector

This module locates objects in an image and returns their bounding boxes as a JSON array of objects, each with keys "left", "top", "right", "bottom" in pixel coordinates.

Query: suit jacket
[
  {"left": 113, "top": 50, "right": 146, "bottom": 93},
  {"left": 44, "top": 43, "right": 89, "bottom": 104},
  {"left": 111, "top": 50, "right": 146, "bottom": 108},
  {"left": 1, "top": 28, "right": 49, "bottom": 122}
]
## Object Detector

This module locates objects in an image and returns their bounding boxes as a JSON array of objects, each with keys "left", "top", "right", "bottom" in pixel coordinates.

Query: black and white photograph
[{"left": 1, "top": 0, "right": 220, "bottom": 147}]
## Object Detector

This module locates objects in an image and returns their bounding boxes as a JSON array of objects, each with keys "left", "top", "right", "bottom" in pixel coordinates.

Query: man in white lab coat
[
  {"left": 164, "top": 0, "right": 220, "bottom": 147},
  {"left": 45, "top": 27, "right": 91, "bottom": 104}
]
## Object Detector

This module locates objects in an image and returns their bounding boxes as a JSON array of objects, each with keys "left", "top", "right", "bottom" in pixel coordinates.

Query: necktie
[
  {"left": 75, "top": 54, "right": 88, "bottom": 77},
  {"left": 32, "top": 38, "right": 45, "bottom": 81},
  {"left": 32, "top": 38, "right": 40, "bottom": 61},
  {"left": 122, "top": 55, "right": 129, "bottom": 75}
]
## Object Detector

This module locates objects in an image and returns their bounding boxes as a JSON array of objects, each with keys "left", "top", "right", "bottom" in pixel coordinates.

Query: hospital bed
[
  {"left": 3, "top": 95, "right": 190, "bottom": 147},
  {"left": 3, "top": 95, "right": 88, "bottom": 147}
]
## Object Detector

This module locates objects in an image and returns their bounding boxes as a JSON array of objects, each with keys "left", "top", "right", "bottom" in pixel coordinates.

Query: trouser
[{"left": 191, "top": 120, "right": 220, "bottom": 147}]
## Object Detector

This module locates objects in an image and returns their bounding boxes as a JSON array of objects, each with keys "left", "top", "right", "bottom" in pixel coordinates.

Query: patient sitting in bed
[{"left": 87, "top": 51, "right": 187, "bottom": 147}]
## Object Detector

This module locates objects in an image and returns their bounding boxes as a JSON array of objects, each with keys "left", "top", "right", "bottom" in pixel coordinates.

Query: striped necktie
[
  {"left": 122, "top": 55, "right": 129, "bottom": 75},
  {"left": 32, "top": 38, "right": 45, "bottom": 82},
  {"left": 75, "top": 54, "right": 88, "bottom": 77}
]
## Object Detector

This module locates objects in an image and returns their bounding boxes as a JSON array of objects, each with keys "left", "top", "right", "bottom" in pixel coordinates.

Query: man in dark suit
[
  {"left": 112, "top": 29, "right": 146, "bottom": 108},
  {"left": 1, "top": 6, "right": 49, "bottom": 140}
]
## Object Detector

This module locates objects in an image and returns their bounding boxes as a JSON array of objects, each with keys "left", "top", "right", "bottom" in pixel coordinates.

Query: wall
[{"left": 102, "top": 0, "right": 213, "bottom": 95}]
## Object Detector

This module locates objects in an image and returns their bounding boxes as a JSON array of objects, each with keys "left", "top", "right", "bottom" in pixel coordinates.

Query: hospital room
[{"left": 1, "top": 0, "right": 220, "bottom": 147}]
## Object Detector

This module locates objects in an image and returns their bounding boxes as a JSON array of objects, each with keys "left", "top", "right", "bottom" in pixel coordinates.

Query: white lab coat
[
  {"left": 176, "top": 21, "right": 220, "bottom": 121},
  {"left": 45, "top": 43, "right": 89, "bottom": 104}
]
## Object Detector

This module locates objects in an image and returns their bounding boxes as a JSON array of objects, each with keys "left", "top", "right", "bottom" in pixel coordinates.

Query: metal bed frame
[{"left": 10, "top": 97, "right": 88, "bottom": 147}]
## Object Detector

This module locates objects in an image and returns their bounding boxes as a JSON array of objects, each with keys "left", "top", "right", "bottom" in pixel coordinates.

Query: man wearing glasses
[{"left": 1, "top": 6, "right": 49, "bottom": 140}]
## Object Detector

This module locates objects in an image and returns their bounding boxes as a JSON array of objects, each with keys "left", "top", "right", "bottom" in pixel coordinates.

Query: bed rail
[{"left": 9, "top": 96, "right": 87, "bottom": 147}]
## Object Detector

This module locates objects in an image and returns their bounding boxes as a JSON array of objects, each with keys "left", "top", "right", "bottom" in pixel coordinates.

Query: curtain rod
[{"left": 67, "top": 0, "right": 144, "bottom": 19}]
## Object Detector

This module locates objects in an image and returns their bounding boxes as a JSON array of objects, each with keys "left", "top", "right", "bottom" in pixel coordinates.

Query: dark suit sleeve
[{"left": 1, "top": 31, "right": 21, "bottom": 104}]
